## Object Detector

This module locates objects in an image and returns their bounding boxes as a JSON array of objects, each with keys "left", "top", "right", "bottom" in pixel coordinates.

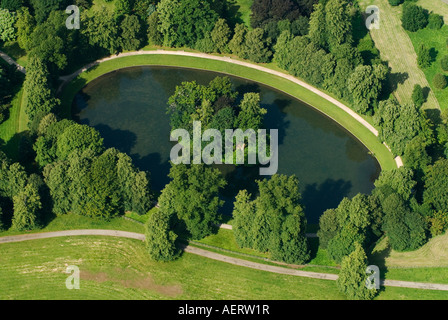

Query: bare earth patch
[{"left": 80, "top": 269, "right": 183, "bottom": 297}]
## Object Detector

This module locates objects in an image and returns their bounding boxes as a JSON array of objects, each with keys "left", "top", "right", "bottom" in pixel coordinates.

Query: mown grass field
[
  {"left": 359, "top": 0, "right": 441, "bottom": 110},
  {"left": 1, "top": 232, "right": 447, "bottom": 300}
]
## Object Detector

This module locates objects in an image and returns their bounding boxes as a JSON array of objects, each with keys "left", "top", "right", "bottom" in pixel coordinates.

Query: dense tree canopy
[
  {"left": 158, "top": 164, "right": 226, "bottom": 240},
  {"left": 250, "top": 0, "right": 301, "bottom": 29},
  {"left": 23, "top": 57, "right": 60, "bottom": 121},
  {"left": 374, "top": 98, "right": 432, "bottom": 156},
  {"left": 233, "top": 174, "right": 310, "bottom": 264},
  {"left": 347, "top": 64, "right": 388, "bottom": 114},
  {"left": 424, "top": 159, "right": 448, "bottom": 213},
  {"left": 0, "top": 8, "right": 16, "bottom": 42},
  {"left": 145, "top": 208, "right": 180, "bottom": 261},
  {"left": 157, "top": 0, "right": 219, "bottom": 48}
]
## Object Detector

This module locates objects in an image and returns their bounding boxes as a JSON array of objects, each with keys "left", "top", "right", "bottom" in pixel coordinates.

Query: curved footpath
[
  {"left": 0, "top": 50, "right": 26, "bottom": 74},
  {"left": 1, "top": 229, "right": 447, "bottom": 292},
  {"left": 57, "top": 50, "right": 403, "bottom": 169}
]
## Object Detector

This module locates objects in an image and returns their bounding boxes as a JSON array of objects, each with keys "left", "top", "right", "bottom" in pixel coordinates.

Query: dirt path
[{"left": 1, "top": 229, "right": 447, "bottom": 292}]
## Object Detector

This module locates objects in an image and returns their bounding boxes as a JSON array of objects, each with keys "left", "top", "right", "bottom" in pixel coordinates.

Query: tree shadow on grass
[
  {"left": 429, "top": 47, "right": 438, "bottom": 63},
  {"left": 387, "top": 71, "right": 409, "bottom": 93}
]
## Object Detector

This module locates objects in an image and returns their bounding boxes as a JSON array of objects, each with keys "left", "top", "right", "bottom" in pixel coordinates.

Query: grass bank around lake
[{"left": 59, "top": 52, "right": 397, "bottom": 171}]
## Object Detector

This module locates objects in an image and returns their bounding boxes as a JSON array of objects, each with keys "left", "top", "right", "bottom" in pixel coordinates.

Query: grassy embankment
[{"left": 59, "top": 53, "right": 397, "bottom": 171}]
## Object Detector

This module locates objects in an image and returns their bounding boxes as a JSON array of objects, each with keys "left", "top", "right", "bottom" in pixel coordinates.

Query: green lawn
[
  {"left": 233, "top": 0, "right": 253, "bottom": 28},
  {"left": 0, "top": 88, "right": 25, "bottom": 161},
  {"left": 59, "top": 53, "right": 397, "bottom": 171},
  {"left": 407, "top": 25, "right": 448, "bottom": 110},
  {"left": 1, "top": 234, "right": 447, "bottom": 300},
  {"left": 359, "top": 0, "right": 441, "bottom": 111},
  {"left": 0, "top": 213, "right": 145, "bottom": 238}
]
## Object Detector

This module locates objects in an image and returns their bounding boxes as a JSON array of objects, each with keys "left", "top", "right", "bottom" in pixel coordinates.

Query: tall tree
[
  {"left": 308, "top": 3, "right": 326, "bottom": 49},
  {"left": 28, "top": 11, "right": 71, "bottom": 73},
  {"left": 402, "top": 3, "right": 428, "bottom": 32},
  {"left": 424, "top": 159, "right": 448, "bottom": 213},
  {"left": 158, "top": 164, "right": 226, "bottom": 240},
  {"left": 82, "top": 8, "right": 120, "bottom": 54},
  {"left": 147, "top": 11, "right": 163, "bottom": 46},
  {"left": 0, "top": 8, "right": 16, "bottom": 42},
  {"left": 56, "top": 123, "right": 104, "bottom": 161},
  {"left": 374, "top": 98, "right": 432, "bottom": 156},
  {"left": 347, "top": 64, "right": 388, "bottom": 114},
  {"left": 211, "top": 18, "right": 231, "bottom": 54},
  {"left": 120, "top": 14, "right": 142, "bottom": 51},
  {"left": 15, "top": 7, "right": 35, "bottom": 51},
  {"left": 229, "top": 23, "right": 248, "bottom": 58},
  {"left": 337, "top": 242, "right": 377, "bottom": 300},
  {"left": 233, "top": 175, "right": 310, "bottom": 264},
  {"left": 157, "top": 0, "right": 219, "bottom": 48},
  {"left": 233, "top": 190, "right": 256, "bottom": 249},
  {"left": 145, "top": 208, "right": 180, "bottom": 261},
  {"left": 324, "top": 0, "right": 353, "bottom": 50},
  {"left": 250, "top": 0, "right": 301, "bottom": 29},
  {"left": 244, "top": 28, "right": 272, "bottom": 63},
  {"left": 23, "top": 57, "right": 60, "bottom": 121},
  {"left": 11, "top": 184, "right": 41, "bottom": 231}
]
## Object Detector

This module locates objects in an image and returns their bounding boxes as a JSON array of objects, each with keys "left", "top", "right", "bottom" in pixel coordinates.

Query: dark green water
[{"left": 73, "top": 66, "right": 380, "bottom": 223}]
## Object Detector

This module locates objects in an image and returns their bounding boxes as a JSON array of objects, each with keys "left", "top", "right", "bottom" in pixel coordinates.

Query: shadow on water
[
  {"left": 302, "top": 179, "right": 352, "bottom": 224},
  {"left": 264, "top": 98, "right": 290, "bottom": 146},
  {"left": 94, "top": 124, "right": 137, "bottom": 155},
  {"left": 134, "top": 152, "right": 172, "bottom": 192}
]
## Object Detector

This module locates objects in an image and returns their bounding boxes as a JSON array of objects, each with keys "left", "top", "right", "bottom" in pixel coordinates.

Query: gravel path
[{"left": 1, "top": 229, "right": 447, "bottom": 292}]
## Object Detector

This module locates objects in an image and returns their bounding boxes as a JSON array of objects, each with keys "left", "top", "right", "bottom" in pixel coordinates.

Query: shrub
[
  {"left": 388, "top": 0, "right": 403, "bottom": 6},
  {"left": 402, "top": 3, "right": 428, "bottom": 32},
  {"left": 434, "top": 73, "right": 448, "bottom": 89},
  {"left": 428, "top": 13, "right": 444, "bottom": 30},
  {"left": 441, "top": 55, "right": 448, "bottom": 71},
  {"left": 411, "top": 84, "right": 426, "bottom": 107},
  {"left": 417, "top": 44, "right": 432, "bottom": 69}
]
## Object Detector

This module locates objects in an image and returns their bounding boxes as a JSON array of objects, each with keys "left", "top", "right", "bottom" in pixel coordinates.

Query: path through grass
[{"left": 1, "top": 235, "right": 447, "bottom": 300}]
